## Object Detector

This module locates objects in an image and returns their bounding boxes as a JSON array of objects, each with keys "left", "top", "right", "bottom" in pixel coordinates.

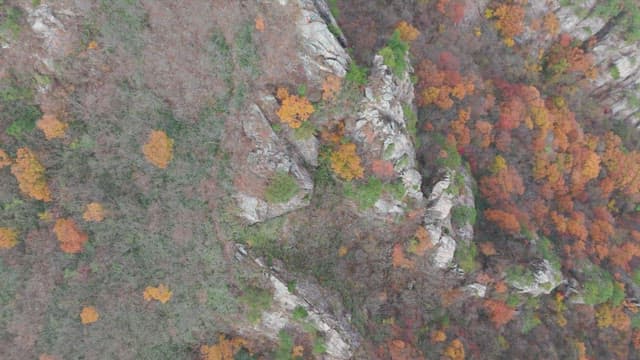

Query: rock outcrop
[
  {"left": 234, "top": 104, "right": 314, "bottom": 224},
  {"left": 235, "top": 245, "right": 359, "bottom": 360},
  {"left": 507, "top": 259, "right": 564, "bottom": 297}
]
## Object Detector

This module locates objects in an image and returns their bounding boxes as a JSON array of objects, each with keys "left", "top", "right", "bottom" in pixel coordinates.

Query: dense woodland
[{"left": 1, "top": 0, "right": 640, "bottom": 359}]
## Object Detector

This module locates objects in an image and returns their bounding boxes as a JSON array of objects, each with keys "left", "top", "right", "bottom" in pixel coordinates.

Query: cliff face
[{"left": 529, "top": 0, "right": 640, "bottom": 128}]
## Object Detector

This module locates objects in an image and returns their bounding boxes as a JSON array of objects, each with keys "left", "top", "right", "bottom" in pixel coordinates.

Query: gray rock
[
  {"left": 235, "top": 104, "right": 313, "bottom": 224},
  {"left": 508, "top": 259, "right": 563, "bottom": 297}
]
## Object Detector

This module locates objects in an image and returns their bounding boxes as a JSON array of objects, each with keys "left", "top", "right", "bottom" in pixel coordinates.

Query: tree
[
  {"left": 83, "top": 202, "right": 105, "bottom": 222},
  {"left": 484, "top": 299, "right": 516, "bottom": 328},
  {"left": 11, "top": 148, "right": 51, "bottom": 202},
  {"left": 143, "top": 284, "right": 172, "bottom": 304},
  {"left": 484, "top": 209, "right": 520, "bottom": 234},
  {"left": 142, "top": 130, "right": 174, "bottom": 169},
  {"left": 80, "top": 306, "right": 99, "bottom": 325},
  {"left": 276, "top": 87, "right": 314, "bottom": 129},
  {"left": 53, "top": 218, "right": 88, "bottom": 254},
  {"left": 330, "top": 143, "right": 364, "bottom": 181},
  {"left": 200, "top": 334, "right": 248, "bottom": 360},
  {"left": 0, "top": 227, "right": 18, "bottom": 249},
  {"left": 443, "top": 338, "right": 465, "bottom": 360},
  {"left": 396, "top": 21, "right": 420, "bottom": 42},
  {"left": 36, "top": 114, "right": 68, "bottom": 140},
  {"left": 0, "top": 149, "right": 11, "bottom": 168}
]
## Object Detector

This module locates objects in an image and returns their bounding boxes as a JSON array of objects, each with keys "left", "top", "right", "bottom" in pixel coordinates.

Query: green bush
[
  {"left": 344, "top": 177, "right": 383, "bottom": 210},
  {"left": 274, "top": 330, "right": 295, "bottom": 360},
  {"left": 240, "top": 286, "right": 272, "bottom": 323},
  {"left": 0, "top": 5, "right": 23, "bottom": 40},
  {"left": 581, "top": 262, "right": 614, "bottom": 305},
  {"left": 0, "top": 80, "right": 41, "bottom": 139},
  {"left": 265, "top": 172, "right": 300, "bottom": 203},
  {"left": 292, "top": 305, "right": 308, "bottom": 320},
  {"left": 451, "top": 205, "right": 477, "bottom": 227},
  {"left": 454, "top": 242, "right": 477, "bottom": 273},
  {"left": 378, "top": 30, "right": 409, "bottom": 76},
  {"left": 345, "top": 62, "right": 368, "bottom": 86},
  {"left": 293, "top": 120, "right": 316, "bottom": 140}
]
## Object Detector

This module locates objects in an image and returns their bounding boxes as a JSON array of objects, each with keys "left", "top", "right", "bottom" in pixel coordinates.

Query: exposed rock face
[
  {"left": 508, "top": 259, "right": 563, "bottom": 297},
  {"left": 296, "top": 0, "right": 350, "bottom": 88},
  {"left": 525, "top": 0, "right": 640, "bottom": 127},
  {"left": 422, "top": 167, "right": 476, "bottom": 269},
  {"left": 235, "top": 104, "right": 314, "bottom": 224},
  {"left": 350, "top": 54, "right": 423, "bottom": 216},
  {"left": 235, "top": 245, "right": 358, "bottom": 360}
]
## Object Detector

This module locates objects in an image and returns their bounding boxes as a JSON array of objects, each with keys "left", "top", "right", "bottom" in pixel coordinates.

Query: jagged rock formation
[
  {"left": 234, "top": 104, "right": 314, "bottom": 224},
  {"left": 507, "top": 259, "right": 564, "bottom": 297},
  {"left": 348, "top": 54, "right": 424, "bottom": 216},
  {"left": 530, "top": 0, "right": 640, "bottom": 127},
  {"left": 235, "top": 245, "right": 359, "bottom": 360}
]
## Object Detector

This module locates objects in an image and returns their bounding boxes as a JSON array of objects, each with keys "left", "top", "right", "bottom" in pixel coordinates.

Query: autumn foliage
[
  {"left": 276, "top": 87, "right": 314, "bottom": 129},
  {"left": 484, "top": 299, "right": 516, "bottom": 328},
  {"left": 0, "top": 227, "right": 18, "bottom": 249},
  {"left": 443, "top": 338, "right": 465, "bottom": 360},
  {"left": 83, "top": 202, "right": 105, "bottom": 222},
  {"left": 143, "top": 284, "right": 172, "bottom": 304},
  {"left": 80, "top": 306, "right": 99, "bottom": 324},
  {"left": 330, "top": 143, "right": 364, "bottom": 181},
  {"left": 416, "top": 55, "right": 474, "bottom": 109},
  {"left": 11, "top": 148, "right": 52, "bottom": 202},
  {"left": 54, "top": 218, "right": 88, "bottom": 253},
  {"left": 36, "top": 114, "right": 68, "bottom": 140},
  {"left": 396, "top": 21, "right": 420, "bottom": 42},
  {"left": 200, "top": 335, "right": 248, "bottom": 360},
  {"left": 0, "top": 149, "right": 10, "bottom": 168},
  {"left": 487, "top": 4, "right": 525, "bottom": 47},
  {"left": 143, "top": 130, "right": 174, "bottom": 169},
  {"left": 322, "top": 75, "right": 342, "bottom": 101}
]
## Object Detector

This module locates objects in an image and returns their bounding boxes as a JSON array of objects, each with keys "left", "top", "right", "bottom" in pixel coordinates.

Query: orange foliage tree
[
  {"left": 484, "top": 299, "right": 516, "bottom": 328},
  {"left": 143, "top": 284, "right": 173, "bottom": 304},
  {"left": 201, "top": 335, "right": 248, "bottom": 360},
  {"left": 11, "top": 148, "right": 52, "bottom": 202},
  {"left": 36, "top": 114, "right": 68, "bottom": 140},
  {"left": 276, "top": 87, "right": 314, "bottom": 129},
  {"left": 416, "top": 56, "right": 474, "bottom": 109},
  {"left": 54, "top": 218, "right": 88, "bottom": 253},
  {"left": 80, "top": 306, "right": 99, "bottom": 324},
  {"left": 484, "top": 209, "right": 520, "bottom": 234},
  {"left": 330, "top": 143, "right": 364, "bottom": 181},
  {"left": 487, "top": 4, "right": 525, "bottom": 47},
  {"left": 143, "top": 130, "right": 174, "bottom": 169}
]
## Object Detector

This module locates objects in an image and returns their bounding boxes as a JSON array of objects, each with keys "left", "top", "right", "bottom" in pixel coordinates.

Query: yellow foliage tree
[
  {"left": 143, "top": 130, "right": 174, "bottom": 169},
  {"left": 444, "top": 338, "right": 465, "bottom": 360},
  {"left": 11, "top": 148, "right": 52, "bottom": 202},
  {"left": 54, "top": 218, "right": 88, "bottom": 254},
  {"left": 36, "top": 114, "right": 68, "bottom": 140},
  {"left": 0, "top": 227, "right": 18, "bottom": 249},
  {"left": 330, "top": 143, "right": 364, "bottom": 181},
  {"left": 143, "top": 284, "right": 172, "bottom": 304},
  {"left": 396, "top": 21, "right": 420, "bottom": 42},
  {"left": 0, "top": 149, "right": 10, "bottom": 168},
  {"left": 276, "top": 87, "right": 314, "bottom": 129},
  {"left": 83, "top": 202, "right": 105, "bottom": 222},
  {"left": 201, "top": 335, "right": 248, "bottom": 360},
  {"left": 80, "top": 306, "right": 99, "bottom": 324}
]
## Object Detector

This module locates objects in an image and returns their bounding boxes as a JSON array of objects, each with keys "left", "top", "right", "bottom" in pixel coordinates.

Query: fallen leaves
[
  {"left": 80, "top": 306, "right": 99, "bottom": 324},
  {"left": 0, "top": 227, "right": 18, "bottom": 249},
  {"left": 143, "top": 284, "right": 172, "bottom": 304},
  {"left": 83, "top": 202, "right": 105, "bottom": 222},
  {"left": 54, "top": 218, "right": 88, "bottom": 253},
  {"left": 321, "top": 74, "right": 342, "bottom": 101},
  {"left": 143, "top": 130, "right": 174, "bottom": 169}
]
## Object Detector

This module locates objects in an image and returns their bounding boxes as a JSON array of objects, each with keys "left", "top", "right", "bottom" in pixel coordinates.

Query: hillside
[{"left": 1, "top": 0, "right": 640, "bottom": 359}]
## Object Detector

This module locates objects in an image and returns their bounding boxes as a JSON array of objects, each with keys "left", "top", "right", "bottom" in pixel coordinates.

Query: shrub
[
  {"left": 581, "top": 262, "right": 614, "bottom": 305},
  {"left": 240, "top": 286, "right": 272, "bottom": 323},
  {"left": 0, "top": 227, "right": 18, "bottom": 249},
  {"left": 36, "top": 114, "right": 68, "bottom": 140},
  {"left": 451, "top": 205, "right": 477, "bottom": 226},
  {"left": 454, "top": 242, "right": 477, "bottom": 273},
  {"left": 345, "top": 62, "right": 368, "bottom": 86},
  {"left": 143, "top": 284, "right": 173, "bottom": 304},
  {"left": 292, "top": 305, "right": 308, "bottom": 320},
  {"left": 378, "top": 30, "right": 409, "bottom": 76},
  {"left": 264, "top": 172, "right": 299, "bottom": 203},
  {"left": 344, "top": 177, "right": 383, "bottom": 209}
]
